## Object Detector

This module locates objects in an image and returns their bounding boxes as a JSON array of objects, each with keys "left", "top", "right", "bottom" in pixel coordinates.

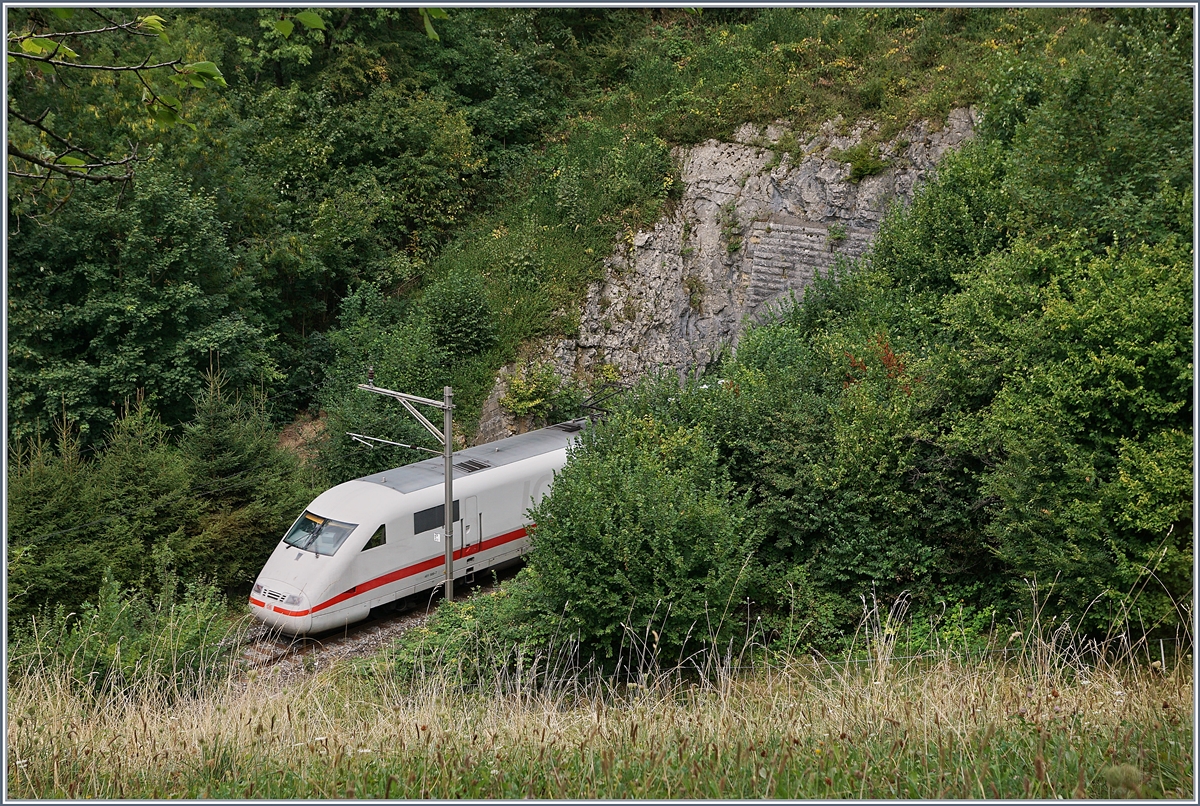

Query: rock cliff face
[{"left": 475, "top": 109, "right": 976, "bottom": 444}]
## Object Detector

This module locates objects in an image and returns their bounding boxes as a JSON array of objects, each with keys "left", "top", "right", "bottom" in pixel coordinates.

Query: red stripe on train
[
  {"left": 272, "top": 605, "right": 311, "bottom": 617},
  {"left": 269, "top": 526, "right": 530, "bottom": 617}
]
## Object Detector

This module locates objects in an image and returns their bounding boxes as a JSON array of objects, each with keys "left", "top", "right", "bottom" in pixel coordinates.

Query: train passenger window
[
  {"left": 283, "top": 511, "right": 359, "bottom": 556},
  {"left": 413, "top": 500, "right": 460, "bottom": 534},
  {"left": 362, "top": 525, "right": 386, "bottom": 552}
]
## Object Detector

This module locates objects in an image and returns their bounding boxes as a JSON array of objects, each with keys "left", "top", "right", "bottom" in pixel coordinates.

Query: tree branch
[
  {"left": 8, "top": 142, "right": 136, "bottom": 182},
  {"left": 9, "top": 8, "right": 162, "bottom": 41},
  {"left": 8, "top": 50, "right": 182, "bottom": 72},
  {"left": 7, "top": 9, "right": 220, "bottom": 206},
  {"left": 8, "top": 22, "right": 140, "bottom": 41},
  {"left": 8, "top": 103, "right": 107, "bottom": 162}
]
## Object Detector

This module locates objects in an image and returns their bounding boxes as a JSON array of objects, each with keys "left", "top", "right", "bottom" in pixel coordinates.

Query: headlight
[
  {"left": 253, "top": 583, "right": 263, "bottom": 595},
  {"left": 284, "top": 593, "right": 304, "bottom": 606}
]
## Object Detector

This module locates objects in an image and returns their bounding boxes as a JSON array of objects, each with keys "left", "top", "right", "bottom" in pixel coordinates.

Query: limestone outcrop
[{"left": 474, "top": 109, "right": 977, "bottom": 444}]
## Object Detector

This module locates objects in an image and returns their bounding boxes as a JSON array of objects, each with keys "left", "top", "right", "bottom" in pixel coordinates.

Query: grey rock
[{"left": 472, "top": 109, "right": 976, "bottom": 444}]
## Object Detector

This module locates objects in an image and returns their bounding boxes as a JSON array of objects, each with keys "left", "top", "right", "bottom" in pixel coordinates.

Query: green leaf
[
  {"left": 49, "top": 8, "right": 75, "bottom": 20},
  {"left": 293, "top": 11, "right": 326, "bottom": 31},
  {"left": 424, "top": 8, "right": 449, "bottom": 20},
  {"left": 43, "top": 40, "right": 77, "bottom": 59},
  {"left": 420, "top": 9, "right": 440, "bottom": 41},
  {"left": 137, "top": 15, "right": 167, "bottom": 42},
  {"left": 273, "top": 19, "right": 294, "bottom": 39},
  {"left": 158, "top": 95, "right": 181, "bottom": 111},
  {"left": 152, "top": 105, "right": 183, "bottom": 127},
  {"left": 57, "top": 156, "right": 86, "bottom": 167},
  {"left": 20, "top": 38, "right": 77, "bottom": 59},
  {"left": 186, "top": 61, "right": 222, "bottom": 78},
  {"left": 184, "top": 61, "right": 227, "bottom": 88}
]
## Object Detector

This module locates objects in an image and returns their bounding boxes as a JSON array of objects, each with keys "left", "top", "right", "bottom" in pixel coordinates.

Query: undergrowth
[{"left": 7, "top": 592, "right": 1192, "bottom": 799}]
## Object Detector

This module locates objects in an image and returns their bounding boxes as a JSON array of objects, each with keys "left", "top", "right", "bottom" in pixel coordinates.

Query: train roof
[{"left": 356, "top": 418, "right": 589, "bottom": 495}]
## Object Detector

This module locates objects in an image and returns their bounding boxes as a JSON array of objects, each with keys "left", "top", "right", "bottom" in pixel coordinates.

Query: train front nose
[{"left": 249, "top": 579, "right": 313, "bottom": 634}]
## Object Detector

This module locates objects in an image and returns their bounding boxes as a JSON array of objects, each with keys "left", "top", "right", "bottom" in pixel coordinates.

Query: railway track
[
  {"left": 237, "top": 603, "right": 427, "bottom": 670},
  {"left": 236, "top": 565, "right": 520, "bottom": 675}
]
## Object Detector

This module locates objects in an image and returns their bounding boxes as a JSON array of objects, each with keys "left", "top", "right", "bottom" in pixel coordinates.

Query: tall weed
[
  {"left": 9, "top": 569, "right": 245, "bottom": 700},
  {"left": 7, "top": 588, "right": 1191, "bottom": 799}
]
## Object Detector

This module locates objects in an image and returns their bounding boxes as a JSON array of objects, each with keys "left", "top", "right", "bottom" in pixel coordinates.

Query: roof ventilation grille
[{"left": 454, "top": 458, "right": 490, "bottom": 473}]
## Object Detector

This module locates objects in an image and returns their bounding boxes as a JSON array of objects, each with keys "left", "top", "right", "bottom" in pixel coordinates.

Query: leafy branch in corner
[{"left": 6, "top": 8, "right": 226, "bottom": 194}]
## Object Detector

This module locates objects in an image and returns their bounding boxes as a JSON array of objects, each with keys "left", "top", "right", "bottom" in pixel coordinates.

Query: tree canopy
[{"left": 6, "top": 8, "right": 1191, "bottom": 653}]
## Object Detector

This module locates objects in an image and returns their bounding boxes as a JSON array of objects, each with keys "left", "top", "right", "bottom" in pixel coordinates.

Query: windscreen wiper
[{"left": 300, "top": 522, "right": 326, "bottom": 554}]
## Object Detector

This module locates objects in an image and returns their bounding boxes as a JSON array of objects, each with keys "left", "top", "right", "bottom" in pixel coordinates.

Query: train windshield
[{"left": 283, "top": 511, "right": 358, "bottom": 556}]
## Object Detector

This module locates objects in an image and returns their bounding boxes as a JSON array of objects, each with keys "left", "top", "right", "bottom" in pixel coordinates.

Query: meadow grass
[{"left": 7, "top": 599, "right": 1193, "bottom": 799}]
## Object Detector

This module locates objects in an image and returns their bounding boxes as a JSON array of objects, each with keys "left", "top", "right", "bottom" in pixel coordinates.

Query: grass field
[{"left": 7, "top": 607, "right": 1193, "bottom": 799}]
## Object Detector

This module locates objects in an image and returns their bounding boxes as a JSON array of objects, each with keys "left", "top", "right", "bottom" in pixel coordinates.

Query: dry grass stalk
[{"left": 7, "top": 601, "right": 1193, "bottom": 799}]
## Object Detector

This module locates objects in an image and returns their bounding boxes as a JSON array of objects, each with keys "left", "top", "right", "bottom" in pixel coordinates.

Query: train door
[
  {"left": 530, "top": 473, "right": 554, "bottom": 510},
  {"left": 458, "top": 496, "right": 479, "bottom": 575},
  {"left": 346, "top": 523, "right": 392, "bottom": 613}
]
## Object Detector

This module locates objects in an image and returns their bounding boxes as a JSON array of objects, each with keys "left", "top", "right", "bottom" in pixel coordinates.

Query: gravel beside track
[{"left": 234, "top": 567, "right": 517, "bottom": 690}]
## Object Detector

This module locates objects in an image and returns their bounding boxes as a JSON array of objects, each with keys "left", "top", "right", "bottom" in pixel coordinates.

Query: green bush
[
  {"left": 384, "top": 575, "right": 546, "bottom": 687},
  {"left": 949, "top": 240, "right": 1193, "bottom": 630},
  {"left": 524, "top": 411, "right": 756, "bottom": 665},
  {"left": 315, "top": 283, "right": 453, "bottom": 484},
  {"left": 869, "top": 139, "right": 1011, "bottom": 295},
  {"left": 995, "top": 8, "right": 1193, "bottom": 249},
  {"left": 12, "top": 567, "right": 238, "bottom": 698},
  {"left": 7, "top": 378, "right": 318, "bottom": 622},
  {"left": 421, "top": 269, "right": 499, "bottom": 357},
  {"left": 499, "top": 362, "right": 583, "bottom": 425},
  {"left": 831, "top": 143, "right": 889, "bottom": 183},
  {"left": 175, "top": 373, "right": 316, "bottom": 592},
  {"left": 7, "top": 403, "right": 200, "bottom": 622}
]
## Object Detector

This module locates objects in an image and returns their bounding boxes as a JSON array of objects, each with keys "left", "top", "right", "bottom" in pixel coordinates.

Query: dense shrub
[
  {"left": 7, "top": 404, "right": 198, "bottom": 622},
  {"left": 499, "top": 362, "right": 584, "bottom": 426},
  {"left": 524, "top": 411, "right": 755, "bottom": 664},
  {"left": 7, "top": 381, "right": 317, "bottom": 623},
  {"left": 869, "top": 139, "right": 1011, "bottom": 295},
  {"left": 421, "top": 269, "right": 499, "bottom": 357},
  {"left": 6, "top": 167, "right": 275, "bottom": 446},
  {"left": 996, "top": 8, "right": 1193, "bottom": 250},
  {"left": 11, "top": 568, "right": 238, "bottom": 698},
  {"left": 946, "top": 239, "right": 1193, "bottom": 630},
  {"left": 386, "top": 574, "right": 543, "bottom": 686}
]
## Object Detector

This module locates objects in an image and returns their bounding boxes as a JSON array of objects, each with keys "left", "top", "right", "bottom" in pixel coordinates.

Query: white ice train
[{"left": 249, "top": 419, "right": 588, "bottom": 634}]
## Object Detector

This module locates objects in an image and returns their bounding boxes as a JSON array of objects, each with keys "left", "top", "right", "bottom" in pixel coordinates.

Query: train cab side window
[{"left": 362, "top": 525, "right": 386, "bottom": 552}]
